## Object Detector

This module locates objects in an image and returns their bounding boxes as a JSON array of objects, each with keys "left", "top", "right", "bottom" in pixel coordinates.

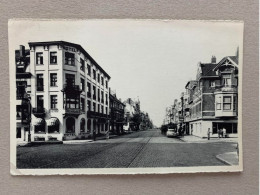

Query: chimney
[
  {"left": 211, "top": 56, "right": 216, "bottom": 64},
  {"left": 19, "top": 45, "right": 25, "bottom": 57}
]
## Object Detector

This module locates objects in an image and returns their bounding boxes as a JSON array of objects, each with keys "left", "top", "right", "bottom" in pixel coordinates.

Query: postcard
[{"left": 9, "top": 19, "right": 243, "bottom": 175}]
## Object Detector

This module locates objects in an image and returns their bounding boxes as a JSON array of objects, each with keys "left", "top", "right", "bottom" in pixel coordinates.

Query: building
[
  {"left": 109, "top": 89, "right": 125, "bottom": 135},
  {"left": 16, "top": 41, "right": 110, "bottom": 141},
  {"left": 123, "top": 98, "right": 140, "bottom": 131},
  {"left": 16, "top": 45, "right": 32, "bottom": 142},
  {"left": 184, "top": 54, "right": 238, "bottom": 138}
]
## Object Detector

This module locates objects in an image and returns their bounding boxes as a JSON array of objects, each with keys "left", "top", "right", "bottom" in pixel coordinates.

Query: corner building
[
  {"left": 184, "top": 55, "right": 238, "bottom": 138},
  {"left": 28, "top": 41, "right": 110, "bottom": 141}
]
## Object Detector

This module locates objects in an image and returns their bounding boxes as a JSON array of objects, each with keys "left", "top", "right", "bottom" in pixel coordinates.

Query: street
[{"left": 17, "top": 129, "right": 237, "bottom": 168}]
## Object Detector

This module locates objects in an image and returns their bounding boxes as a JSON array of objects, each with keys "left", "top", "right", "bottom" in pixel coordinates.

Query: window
[
  {"left": 36, "top": 74, "right": 44, "bottom": 91},
  {"left": 37, "top": 95, "right": 44, "bottom": 110},
  {"left": 98, "top": 73, "right": 100, "bottom": 83},
  {"left": 87, "top": 82, "right": 91, "bottom": 97},
  {"left": 80, "top": 58, "right": 85, "bottom": 72},
  {"left": 36, "top": 52, "right": 43, "bottom": 65},
  {"left": 65, "top": 52, "right": 75, "bottom": 65},
  {"left": 233, "top": 96, "right": 237, "bottom": 111},
  {"left": 50, "top": 52, "right": 57, "bottom": 64},
  {"left": 81, "top": 98, "right": 85, "bottom": 111},
  {"left": 98, "top": 88, "right": 100, "bottom": 102},
  {"left": 216, "top": 96, "right": 222, "bottom": 110},
  {"left": 105, "top": 80, "right": 108, "bottom": 88},
  {"left": 223, "top": 96, "right": 232, "bottom": 110},
  {"left": 65, "top": 74, "right": 75, "bottom": 86},
  {"left": 50, "top": 95, "right": 57, "bottom": 109},
  {"left": 97, "top": 104, "right": 100, "bottom": 113},
  {"left": 101, "top": 91, "right": 104, "bottom": 103},
  {"left": 87, "top": 64, "right": 91, "bottom": 76},
  {"left": 210, "top": 80, "right": 215, "bottom": 87},
  {"left": 93, "top": 102, "right": 96, "bottom": 112},
  {"left": 16, "top": 128, "right": 21, "bottom": 138},
  {"left": 93, "top": 86, "right": 96, "bottom": 99},
  {"left": 101, "top": 77, "right": 104, "bottom": 85},
  {"left": 105, "top": 94, "right": 108, "bottom": 105},
  {"left": 16, "top": 105, "right": 22, "bottom": 119},
  {"left": 93, "top": 69, "right": 96, "bottom": 80},
  {"left": 87, "top": 100, "right": 91, "bottom": 111},
  {"left": 105, "top": 107, "right": 108, "bottom": 115},
  {"left": 101, "top": 105, "right": 103, "bottom": 113},
  {"left": 80, "top": 78, "right": 85, "bottom": 91},
  {"left": 223, "top": 75, "right": 231, "bottom": 87},
  {"left": 80, "top": 118, "right": 85, "bottom": 132},
  {"left": 50, "top": 73, "right": 57, "bottom": 87}
]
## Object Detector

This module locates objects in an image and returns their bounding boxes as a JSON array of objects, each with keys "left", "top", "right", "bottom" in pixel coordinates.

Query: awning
[
  {"left": 33, "top": 118, "right": 45, "bottom": 126},
  {"left": 46, "top": 118, "right": 59, "bottom": 126}
]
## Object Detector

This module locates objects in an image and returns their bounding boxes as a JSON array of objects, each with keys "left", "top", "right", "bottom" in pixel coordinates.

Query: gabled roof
[
  {"left": 213, "top": 56, "right": 238, "bottom": 71},
  {"left": 28, "top": 41, "right": 110, "bottom": 79}
]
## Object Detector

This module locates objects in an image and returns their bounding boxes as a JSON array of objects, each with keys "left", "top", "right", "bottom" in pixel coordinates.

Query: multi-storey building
[
  {"left": 109, "top": 89, "right": 125, "bottom": 135},
  {"left": 184, "top": 54, "right": 238, "bottom": 138},
  {"left": 16, "top": 45, "right": 32, "bottom": 142},
  {"left": 17, "top": 41, "right": 110, "bottom": 141}
]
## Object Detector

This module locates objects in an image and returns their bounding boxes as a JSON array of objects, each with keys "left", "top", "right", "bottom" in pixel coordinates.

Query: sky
[{"left": 9, "top": 20, "right": 244, "bottom": 127}]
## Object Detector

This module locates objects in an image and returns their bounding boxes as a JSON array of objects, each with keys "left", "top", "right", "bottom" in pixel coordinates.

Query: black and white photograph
[{"left": 9, "top": 19, "right": 243, "bottom": 175}]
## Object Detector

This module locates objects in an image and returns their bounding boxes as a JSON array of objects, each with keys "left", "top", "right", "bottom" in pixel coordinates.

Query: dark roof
[
  {"left": 28, "top": 41, "right": 110, "bottom": 79},
  {"left": 185, "top": 80, "right": 197, "bottom": 88},
  {"left": 200, "top": 63, "right": 218, "bottom": 77}
]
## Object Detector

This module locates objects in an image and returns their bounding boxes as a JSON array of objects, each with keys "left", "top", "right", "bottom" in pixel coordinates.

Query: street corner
[{"left": 216, "top": 152, "right": 239, "bottom": 165}]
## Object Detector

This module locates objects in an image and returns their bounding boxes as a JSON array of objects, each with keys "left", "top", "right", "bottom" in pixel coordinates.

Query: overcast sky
[{"left": 9, "top": 20, "right": 243, "bottom": 126}]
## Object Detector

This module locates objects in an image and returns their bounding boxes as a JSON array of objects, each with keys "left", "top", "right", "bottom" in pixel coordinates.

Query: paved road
[{"left": 17, "top": 129, "right": 237, "bottom": 168}]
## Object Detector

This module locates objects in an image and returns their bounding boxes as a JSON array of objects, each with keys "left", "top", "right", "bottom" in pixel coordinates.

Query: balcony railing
[
  {"left": 64, "top": 108, "right": 81, "bottom": 116},
  {"left": 215, "top": 84, "right": 238, "bottom": 92},
  {"left": 32, "top": 107, "right": 46, "bottom": 117}
]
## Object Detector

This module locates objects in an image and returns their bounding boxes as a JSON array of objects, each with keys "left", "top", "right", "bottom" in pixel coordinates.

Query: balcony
[
  {"left": 63, "top": 84, "right": 81, "bottom": 93},
  {"left": 32, "top": 107, "right": 46, "bottom": 117},
  {"left": 64, "top": 108, "right": 81, "bottom": 117},
  {"left": 215, "top": 85, "right": 238, "bottom": 93}
]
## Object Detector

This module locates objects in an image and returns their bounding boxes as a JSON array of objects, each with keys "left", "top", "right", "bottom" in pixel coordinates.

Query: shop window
[
  {"left": 80, "top": 118, "right": 85, "bottom": 132},
  {"left": 48, "top": 125, "right": 59, "bottom": 133},
  {"left": 66, "top": 117, "right": 75, "bottom": 133}
]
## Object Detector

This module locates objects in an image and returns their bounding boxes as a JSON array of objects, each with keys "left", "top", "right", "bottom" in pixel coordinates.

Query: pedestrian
[
  {"left": 223, "top": 127, "right": 226, "bottom": 138},
  {"left": 93, "top": 130, "right": 96, "bottom": 141},
  {"left": 207, "top": 128, "right": 211, "bottom": 140}
]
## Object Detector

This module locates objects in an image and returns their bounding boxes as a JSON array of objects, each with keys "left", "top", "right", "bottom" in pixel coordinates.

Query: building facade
[
  {"left": 184, "top": 55, "right": 238, "bottom": 138},
  {"left": 16, "top": 41, "right": 110, "bottom": 142},
  {"left": 109, "top": 89, "right": 125, "bottom": 135},
  {"left": 16, "top": 46, "right": 32, "bottom": 142}
]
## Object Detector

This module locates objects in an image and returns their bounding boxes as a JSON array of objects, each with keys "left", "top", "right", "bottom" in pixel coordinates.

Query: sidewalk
[
  {"left": 179, "top": 135, "right": 238, "bottom": 143},
  {"left": 216, "top": 152, "right": 239, "bottom": 165},
  {"left": 63, "top": 134, "right": 118, "bottom": 144}
]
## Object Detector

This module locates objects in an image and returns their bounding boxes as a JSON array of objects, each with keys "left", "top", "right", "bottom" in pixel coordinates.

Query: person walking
[
  {"left": 207, "top": 128, "right": 211, "bottom": 140},
  {"left": 93, "top": 129, "right": 96, "bottom": 141}
]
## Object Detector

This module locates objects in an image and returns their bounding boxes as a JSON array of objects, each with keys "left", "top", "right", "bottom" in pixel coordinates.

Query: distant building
[
  {"left": 109, "top": 89, "right": 125, "bottom": 135},
  {"left": 15, "top": 41, "right": 110, "bottom": 142}
]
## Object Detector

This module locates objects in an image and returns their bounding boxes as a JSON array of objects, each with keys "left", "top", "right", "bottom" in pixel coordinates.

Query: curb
[{"left": 216, "top": 152, "right": 238, "bottom": 166}]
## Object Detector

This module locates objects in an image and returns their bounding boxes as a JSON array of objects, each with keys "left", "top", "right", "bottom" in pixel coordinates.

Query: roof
[
  {"left": 28, "top": 41, "right": 110, "bottom": 79},
  {"left": 200, "top": 63, "right": 218, "bottom": 77},
  {"left": 185, "top": 80, "right": 197, "bottom": 88},
  {"left": 213, "top": 56, "right": 238, "bottom": 71}
]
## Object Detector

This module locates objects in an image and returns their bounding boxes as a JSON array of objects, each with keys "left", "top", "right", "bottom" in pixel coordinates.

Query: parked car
[{"left": 166, "top": 128, "right": 178, "bottom": 137}]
